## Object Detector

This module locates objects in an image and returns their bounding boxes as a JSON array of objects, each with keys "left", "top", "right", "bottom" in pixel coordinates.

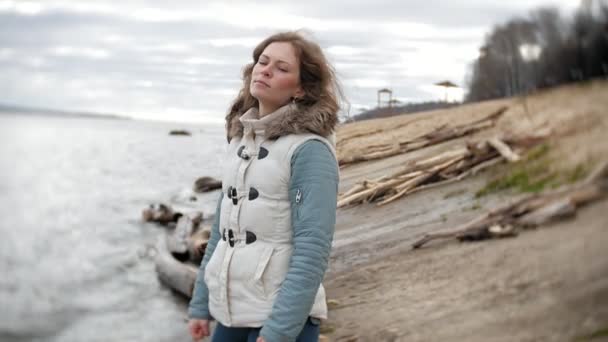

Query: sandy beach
[{"left": 321, "top": 80, "right": 608, "bottom": 341}]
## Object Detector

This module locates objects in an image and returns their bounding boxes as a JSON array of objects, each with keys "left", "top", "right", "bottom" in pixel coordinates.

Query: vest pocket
[{"left": 250, "top": 245, "right": 274, "bottom": 299}]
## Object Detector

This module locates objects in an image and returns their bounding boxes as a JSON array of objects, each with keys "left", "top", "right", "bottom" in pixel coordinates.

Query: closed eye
[{"left": 258, "top": 59, "right": 288, "bottom": 72}]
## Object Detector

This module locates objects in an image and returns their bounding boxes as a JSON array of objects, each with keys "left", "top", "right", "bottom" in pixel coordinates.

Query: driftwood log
[
  {"left": 166, "top": 212, "right": 203, "bottom": 261},
  {"left": 338, "top": 106, "right": 508, "bottom": 167},
  {"left": 155, "top": 235, "right": 199, "bottom": 298},
  {"left": 142, "top": 203, "right": 183, "bottom": 225},
  {"left": 336, "top": 115, "right": 429, "bottom": 148},
  {"left": 337, "top": 132, "right": 541, "bottom": 208},
  {"left": 194, "top": 176, "right": 222, "bottom": 193},
  {"left": 155, "top": 213, "right": 212, "bottom": 297},
  {"left": 188, "top": 225, "right": 211, "bottom": 264},
  {"left": 411, "top": 160, "right": 608, "bottom": 249}
]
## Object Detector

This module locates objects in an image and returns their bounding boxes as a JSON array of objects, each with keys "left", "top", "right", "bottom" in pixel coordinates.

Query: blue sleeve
[
  {"left": 188, "top": 191, "right": 223, "bottom": 319},
  {"left": 259, "top": 140, "right": 339, "bottom": 342}
]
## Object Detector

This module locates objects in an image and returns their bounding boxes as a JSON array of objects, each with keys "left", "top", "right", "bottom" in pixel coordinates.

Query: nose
[{"left": 260, "top": 64, "right": 272, "bottom": 77}]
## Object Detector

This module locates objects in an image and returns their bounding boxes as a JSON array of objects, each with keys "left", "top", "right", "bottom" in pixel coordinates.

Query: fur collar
[{"left": 226, "top": 101, "right": 338, "bottom": 142}]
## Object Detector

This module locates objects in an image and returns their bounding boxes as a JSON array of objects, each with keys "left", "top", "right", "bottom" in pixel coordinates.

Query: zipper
[{"left": 295, "top": 188, "right": 302, "bottom": 204}]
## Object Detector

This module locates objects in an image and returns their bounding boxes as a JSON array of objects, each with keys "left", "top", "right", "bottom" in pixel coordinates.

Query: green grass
[
  {"left": 573, "top": 325, "right": 608, "bottom": 341},
  {"left": 566, "top": 164, "right": 589, "bottom": 183},
  {"left": 476, "top": 143, "right": 590, "bottom": 198}
]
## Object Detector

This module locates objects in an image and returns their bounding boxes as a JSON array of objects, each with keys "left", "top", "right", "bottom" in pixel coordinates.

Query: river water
[{"left": 0, "top": 113, "right": 225, "bottom": 341}]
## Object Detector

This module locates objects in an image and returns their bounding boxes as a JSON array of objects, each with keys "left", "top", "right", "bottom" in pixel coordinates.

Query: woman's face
[{"left": 250, "top": 42, "right": 304, "bottom": 110}]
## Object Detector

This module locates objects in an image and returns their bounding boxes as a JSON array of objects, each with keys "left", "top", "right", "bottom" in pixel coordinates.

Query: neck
[{"left": 258, "top": 101, "right": 280, "bottom": 118}]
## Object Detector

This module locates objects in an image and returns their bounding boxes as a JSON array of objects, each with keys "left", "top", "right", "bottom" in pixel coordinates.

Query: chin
[
  {"left": 251, "top": 92, "right": 271, "bottom": 104},
  {"left": 250, "top": 88, "right": 264, "bottom": 100}
]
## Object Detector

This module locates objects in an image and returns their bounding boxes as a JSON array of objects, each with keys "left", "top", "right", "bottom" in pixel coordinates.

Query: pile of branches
[
  {"left": 337, "top": 132, "right": 547, "bottom": 208},
  {"left": 412, "top": 160, "right": 608, "bottom": 249},
  {"left": 338, "top": 106, "right": 508, "bottom": 167}
]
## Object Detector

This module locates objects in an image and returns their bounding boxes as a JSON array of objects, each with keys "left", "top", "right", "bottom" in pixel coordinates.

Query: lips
[{"left": 253, "top": 80, "right": 270, "bottom": 88}]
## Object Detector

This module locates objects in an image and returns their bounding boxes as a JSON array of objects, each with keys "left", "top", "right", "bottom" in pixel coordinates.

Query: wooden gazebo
[{"left": 377, "top": 88, "right": 393, "bottom": 108}]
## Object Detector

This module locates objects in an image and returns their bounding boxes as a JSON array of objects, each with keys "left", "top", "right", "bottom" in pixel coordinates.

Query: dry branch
[
  {"left": 337, "top": 132, "right": 540, "bottom": 208},
  {"left": 488, "top": 137, "right": 521, "bottom": 162},
  {"left": 411, "top": 160, "right": 608, "bottom": 249}
]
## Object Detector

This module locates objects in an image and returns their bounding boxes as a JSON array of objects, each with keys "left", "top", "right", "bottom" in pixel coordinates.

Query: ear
[{"left": 294, "top": 86, "right": 305, "bottom": 99}]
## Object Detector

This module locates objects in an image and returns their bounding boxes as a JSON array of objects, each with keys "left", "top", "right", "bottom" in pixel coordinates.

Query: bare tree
[{"left": 466, "top": 1, "right": 608, "bottom": 102}]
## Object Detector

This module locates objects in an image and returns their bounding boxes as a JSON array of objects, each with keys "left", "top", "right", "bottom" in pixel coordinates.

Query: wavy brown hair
[{"left": 225, "top": 31, "right": 344, "bottom": 133}]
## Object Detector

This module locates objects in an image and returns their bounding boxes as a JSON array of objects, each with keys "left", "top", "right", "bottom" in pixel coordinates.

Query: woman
[{"left": 188, "top": 31, "right": 342, "bottom": 342}]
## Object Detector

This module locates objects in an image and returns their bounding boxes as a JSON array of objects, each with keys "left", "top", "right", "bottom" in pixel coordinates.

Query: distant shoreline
[{"left": 0, "top": 103, "right": 132, "bottom": 121}]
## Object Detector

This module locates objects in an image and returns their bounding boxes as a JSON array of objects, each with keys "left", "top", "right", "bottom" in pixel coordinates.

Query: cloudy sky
[{"left": 0, "top": 0, "right": 580, "bottom": 123}]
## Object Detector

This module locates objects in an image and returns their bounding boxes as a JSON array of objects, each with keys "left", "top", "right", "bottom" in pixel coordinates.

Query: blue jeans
[{"left": 210, "top": 316, "right": 320, "bottom": 342}]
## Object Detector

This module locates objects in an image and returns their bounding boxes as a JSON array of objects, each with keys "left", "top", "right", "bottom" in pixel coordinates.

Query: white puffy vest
[{"left": 204, "top": 107, "right": 338, "bottom": 327}]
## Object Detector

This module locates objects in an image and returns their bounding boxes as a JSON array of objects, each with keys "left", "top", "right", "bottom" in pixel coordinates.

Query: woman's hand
[
  {"left": 256, "top": 337, "right": 266, "bottom": 342},
  {"left": 188, "top": 319, "right": 210, "bottom": 341}
]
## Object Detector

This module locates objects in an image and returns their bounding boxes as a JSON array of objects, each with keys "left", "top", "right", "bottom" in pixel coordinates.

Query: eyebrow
[{"left": 260, "top": 54, "right": 292, "bottom": 66}]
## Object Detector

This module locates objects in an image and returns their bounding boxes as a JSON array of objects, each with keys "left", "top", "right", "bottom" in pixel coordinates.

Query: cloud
[
  {"left": 49, "top": 46, "right": 111, "bottom": 59},
  {"left": 0, "top": 0, "right": 580, "bottom": 122}
]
